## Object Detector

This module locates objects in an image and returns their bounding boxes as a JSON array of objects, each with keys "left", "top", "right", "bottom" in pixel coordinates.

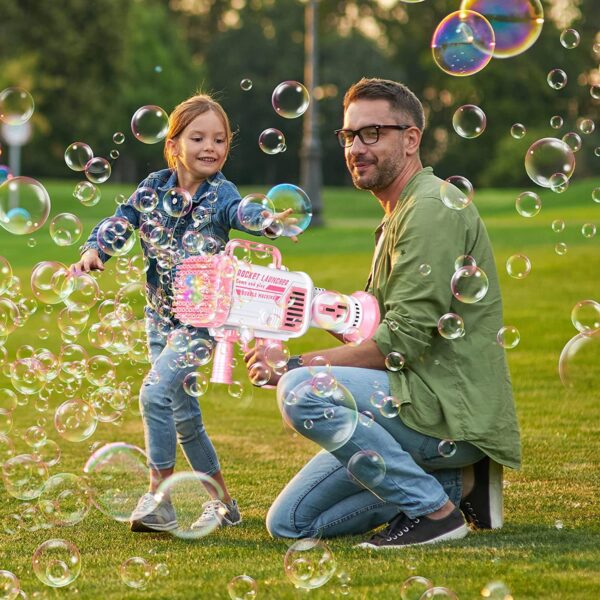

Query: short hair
[
  {"left": 343, "top": 78, "right": 425, "bottom": 131},
  {"left": 164, "top": 93, "right": 233, "bottom": 170}
]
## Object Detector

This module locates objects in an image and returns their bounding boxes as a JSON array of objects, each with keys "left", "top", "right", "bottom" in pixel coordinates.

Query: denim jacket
[{"left": 80, "top": 168, "right": 259, "bottom": 318}]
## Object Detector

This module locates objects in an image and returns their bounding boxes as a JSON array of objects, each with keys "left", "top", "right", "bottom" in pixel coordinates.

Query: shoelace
[
  {"left": 133, "top": 494, "right": 157, "bottom": 517},
  {"left": 198, "top": 500, "right": 226, "bottom": 523},
  {"left": 370, "top": 513, "right": 420, "bottom": 542}
]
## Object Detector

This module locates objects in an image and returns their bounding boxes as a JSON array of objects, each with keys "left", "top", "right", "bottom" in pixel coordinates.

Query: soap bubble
[
  {"left": 431, "top": 10, "right": 495, "bottom": 77},
  {"left": 38, "top": 473, "right": 92, "bottom": 527},
  {"left": 0, "top": 570, "right": 20, "bottom": 600},
  {"left": 119, "top": 557, "right": 152, "bottom": 590},
  {"left": 440, "top": 176, "right": 474, "bottom": 210},
  {"left": 506, "top": 254, "right": 531, "bottom": 279},
  {"left": 113, "top": 132, "right": 125, "bottom": 144},
  {"left": 451, "top": 266, "right": 489, "bottom": 303},
  {"left": 84, "top": 157, "right": 111, "bottom": 184},
  {"left": 571, "top": 300, "right": 600, "bottom": 335},
  {"left": 561, "top": 132, "right": 582, "bottom": 153},
  {"left": 481, "top": 580, "right": 513, "bottom": 599},
  {"left": 581, "top": 223, "right": 596, "bottom": 239},
  {"left": 0, "top": 298, "right": 19, "bottom": 337},
  {"left": 555, "top": 242, "right": 567, "bottom": 255},
  {"left": 385, "top": 351, "right": 405, "bottom": 371},
  {"left": 272, "top": 81, "right": 310, "bottom": 118},
  {"left": 284, "top": 538, "right": 336, "bottom": 590},
  {"left": 227, "top": 574, "right": 257, "bottom": 600},
  {"left": 347, "top": 450, "right": 386, "bottom": 489},
  {"left": 550, "top": 115, "right": 563, "bottom": 129},
  {"left": 64, "top": 143, "right": 93, "bottom": 172},
  {"left": 0, "top": 255, "right": 12, "bottom": 294},
  {"left": 0, "top": 388, "right": 18, "bottom": 414},
  {"left": 49, "top": 213, "right": 83, "bottom": 246},
  {"left": 2, "top": 454, "right": 48, "bottom": 500},
  {"left": 83, "top": 442, "right": 150, "bottom": 522},
  {"left": 74, "top": 181, "right": 101, "bottom": 207},
  {"left": 549, "top": 172, "right": 569, "bottom": 193},
  {"left": 547, "top": 68, "right": 567, "bottom": 90},
  {"left": 510, "top": 123, "right": 526, "bottom": 139},
  {"left": 10, "top": 357, "right": 46, "bottom": 394},
  {"left": 459, "top": 0, "right": 544, "bottom": 58},
  {"left": 0, "top": 87, "right": 34, "bottom": 125},
  {"left": 54, "top": 399, "right": 97, "bottom": 442},
  {"left": 438, "top": 439, "right": 457, "bottom": 457},
  {"left": 421, "top": 587, "right": 458, "bottom": 599},
  {"left": 452, "top": 105, "right": 486, "bottom": 138},
  {"left": 277, "top": 379, "right": 357, "bottom": 452},
  {"left": 578, "top": 118, "right": 595, "bottom": 135},
  {"left": 237, "top": 193, "right": 275, "bottom": 232},
  {"left": 524, "top": 138, "right": 575, "bottom": 188},
  {"left": 240, "top": 79, "right": 253, "bottom": 91},
  {"left": 266, "top": 183, "right": 312, "bottom": 236},
  {"left": 33, "top": 439, "right": 61, "bottom": 468},
  {"left": 64, "top": 273, "right": 99, "bottom": 311},
  {"left": 437, "top": 313, "right": 465, "bottom": 339},
  {"left": 132, "top": 186, "right": 159, "bottom": 213},
  {"left": 131, "top": 105, "right": 169, "bottom": 144},
  {"left": 163, "top": 187, "right": 192, "bottom": 217},
  {"left": 497, "top": 325, "right": 520, "bottom": 349},
  {"left": 419, "top": 263, "right": 432, "bottom": 277},
  {"left": 559, "top": 28, "right": 580, "bottom": 49},
  {"left": 559, "top": 330, "right": 599, "bottom": 393},
  {"left": 515, "top": 191, "right": 541, "bottom": 217},
  {"left": 259, "top": 128, "right": 286, "bottom": 155},
  {"left": 593, "top": 188, "right": 600, "bottom": 204},
  {"left": 155, "top": 471, "right": 222, "bottom": 539},
  {"left": 0, "top": 177, "right": 51, "bottom": 234},
  {"left": 32, "top": 539, "right": 81, "bottom": 588},
  {"left": 400, "top": 575, "right": 433, "bottom": 600},
  {"left": 183, "top": 371, "right": 209, "bottom": 397},
  {"left": 97, "top": 216, "right": 136, "bottom": 256}
]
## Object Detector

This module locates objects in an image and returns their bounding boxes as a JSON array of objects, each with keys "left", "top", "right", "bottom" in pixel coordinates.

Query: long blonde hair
[{"left": 164, "top": 93, "right": 233, "bottom": 170}]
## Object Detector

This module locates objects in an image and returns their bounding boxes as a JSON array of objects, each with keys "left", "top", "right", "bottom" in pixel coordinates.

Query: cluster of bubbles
[{"left": 119, "top": 555, "right": 169, "bottom": 590}]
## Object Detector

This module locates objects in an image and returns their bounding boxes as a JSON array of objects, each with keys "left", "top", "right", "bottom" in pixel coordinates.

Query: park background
[{"left": 0, "top": 0, "right": 599, "bottom": 598}]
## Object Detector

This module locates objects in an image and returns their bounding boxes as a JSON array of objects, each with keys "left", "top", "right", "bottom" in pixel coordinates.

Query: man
[{"left": 246, "top": 78, "right": 520, "bottom": 549}]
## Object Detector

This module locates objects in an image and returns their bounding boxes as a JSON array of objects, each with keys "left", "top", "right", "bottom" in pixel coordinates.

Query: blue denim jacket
[{"left": 81, "top": 168, "right": 259, "bottom": 318}]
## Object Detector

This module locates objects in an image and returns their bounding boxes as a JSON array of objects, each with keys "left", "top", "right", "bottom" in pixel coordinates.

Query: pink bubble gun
[{"left": 172, "top": 238, "right": 380, "bottom": 385}]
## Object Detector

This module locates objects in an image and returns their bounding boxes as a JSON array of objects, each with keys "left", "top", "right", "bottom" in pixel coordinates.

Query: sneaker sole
[
  {"left": 355, "top": 523, "right": 469, "bottom": 550},
  {"left": 488, "top": 460, "right": 504, "bottom": 530},
  {"left": 130, "top": 519, "right": 178, "bottom": 533}
]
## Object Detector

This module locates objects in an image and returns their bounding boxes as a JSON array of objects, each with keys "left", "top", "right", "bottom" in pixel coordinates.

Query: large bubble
[
  {"left": 284, "top": 538, "right": 336, "bottom": 590},
  {"left": 83, "top": 442, "right": 151, "bottom": 522},
  {"left": 0, "top": 570, "right": 20, "bottom": 600},
  {"left": 347, "top": 450, "right": 386, "bottom": 490},
  {"left": 431, "top": 10, "right": 495, "bottom": 77},
  {"left": 259, "top": 128, "right": 286, "bottom": 155},
  {"left": 524, "top": 138, "right": 575, "bottom": 188},
  {"left": 131, "top": 186, "right": 159, "bottom": 213},
  {"left": 460, "top": 0, "right": 544, "bottom": 58},
  {"left": 452, "top": 105, "right": 486, "bottom": 139},
  {"left": 272, "top": 81, "right": 310, "bottom": 119},
  {"left": 450, "top": 266, "right": 489, "bottom": 303},
  {"left": 558, "top": 331, "right": 599, "bottom": 394},
  {"left": 155, "top": 471, "right": 223, "bottom": 540},
  {"left": 0, "top": 177, "right": 51, "bottom": 235},
  {"left": 0, "top": 87, "right": 35, "bottom": 125},
  {"left": 32, "top": 539, "right": 81, "bottom": 588},
  {"left": 97, "top": 216, "right": 136, "bottom": 256},
  {"left": 266, "top": 183, "right": 312, "bottom": 236},
  {"left": 38, "top": 473, "right": 92, "bottom": 527},
  {"left": 54, "top": 400, "right": 97, "bottom": 443},
  {"left": 49, "top": 213, "right": 83, "bottom": 246},
  {"left": 84, "top": 157, "right": 111, "bottom": 184},
  {"left": 237, "top": 193, "right": 275, "bottom": 232},
  {"left": 2, "top": 454, "right": 49, "bottom": 500},
  {"left": 131, "top": 105, "right": 169, "bottom": 144},
  {"left": 571, "top": 300, "right": 600, "bottom": 335},
  {"left": 163, "top": 187, "right": 192, "bottom": 218},
  {"left": 64, "top": 142, "right": 93, "bottom": 172},
  {"left": 277, "top": 377, "right": 358, "bottom": 451},
  {"left": 31, "top": 261, "right": 74, "bottom": 305}
]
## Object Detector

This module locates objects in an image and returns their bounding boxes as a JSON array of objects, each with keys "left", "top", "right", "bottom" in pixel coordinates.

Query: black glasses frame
[{"left": 334, "top": 124, "right": 412, "bottom": 147}]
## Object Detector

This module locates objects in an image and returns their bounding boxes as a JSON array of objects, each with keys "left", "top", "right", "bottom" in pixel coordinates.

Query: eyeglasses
[{"left": 334, "top": 124, "right": 412, "bottom": 148}]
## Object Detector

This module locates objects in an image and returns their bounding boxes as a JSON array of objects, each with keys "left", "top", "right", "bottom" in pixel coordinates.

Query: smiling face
[
  {"left": 168, "top": 110, "right": 229, "bottom": 181},
  {"left": 343, "top": 98, "right": 413, "bottom": 193}
]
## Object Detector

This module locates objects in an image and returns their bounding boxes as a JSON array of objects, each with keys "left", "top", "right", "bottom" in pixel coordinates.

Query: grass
[{"left": 0, "top": 177, "right": 599, "bottom": 599}]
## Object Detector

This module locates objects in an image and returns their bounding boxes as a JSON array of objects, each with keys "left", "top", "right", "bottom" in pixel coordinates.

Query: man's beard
[{"left": 349, "top": 156, "right": 399, "bottom": 192}]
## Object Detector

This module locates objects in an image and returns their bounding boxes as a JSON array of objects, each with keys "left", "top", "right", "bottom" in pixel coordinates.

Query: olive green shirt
[{"left": 368, "top": 167, "right": 521, "bottom": 469}]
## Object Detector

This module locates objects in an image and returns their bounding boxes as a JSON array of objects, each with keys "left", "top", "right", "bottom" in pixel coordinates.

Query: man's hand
[
  {"left": 243, "top": 342, "right": 285, "bottom": 387},
  {"left": 69, "top": 249, "right": 105, "bottom": 274}
]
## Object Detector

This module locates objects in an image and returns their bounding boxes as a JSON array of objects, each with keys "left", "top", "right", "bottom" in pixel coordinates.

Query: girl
[{"left": 72, "top": 93, "right": 280, "bottom": 533}]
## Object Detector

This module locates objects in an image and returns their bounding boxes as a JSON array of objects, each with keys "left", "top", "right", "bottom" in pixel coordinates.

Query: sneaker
[
  {"left": 130, "top": 492, "right": 178, "bottom": 533},
  {"left": 356, "top": 507, "right": 468, "bottom": 549},
  {"left": 460, "top": 456, "right": 504, "bottom": 530},
  {"left": 191, "top": 498, "right": 242, "bottom": 530}
]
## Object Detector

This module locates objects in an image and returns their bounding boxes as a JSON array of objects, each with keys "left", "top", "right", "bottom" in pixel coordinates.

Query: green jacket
[{"left": 369, "top": 167, "right": 521, "bottom": 469}]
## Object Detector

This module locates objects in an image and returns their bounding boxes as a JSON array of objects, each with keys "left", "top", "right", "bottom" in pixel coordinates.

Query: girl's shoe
[
  {"left": 130, "top": 492, "right": 178, "bottom": 532},
  {"left": 191, "top": 498, "right": 242, "bottom": 531}
]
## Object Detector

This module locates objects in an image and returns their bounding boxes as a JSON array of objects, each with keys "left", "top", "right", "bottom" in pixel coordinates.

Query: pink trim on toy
[
  {"left": 211, "top": 329, "right": 240, "bottom": 384},
  {"left": 346, "top": 291, "right": 380, "bottom": 343}
]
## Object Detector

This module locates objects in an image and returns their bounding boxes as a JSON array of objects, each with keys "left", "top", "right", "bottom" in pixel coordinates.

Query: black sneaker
[
  {"left": 460, "top": 457, "right": 503, "bottom": 530},
  {"left": 356, "top": 507, "right": 468, "bottom": 549}
]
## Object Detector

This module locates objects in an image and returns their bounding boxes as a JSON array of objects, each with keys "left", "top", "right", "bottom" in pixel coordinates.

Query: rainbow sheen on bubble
[
  {"left": 524, "top": 138, "right": 575, "bottom": 188},
  {"left": 452, "top": 105, "right": 487, "bottom": 139},
  {"left": 0, "top": 177, "right": 51, "bottom": 235},
  {"left": 131, "top": 105, "right": 169, "bottom": 144},
  {"left": 431, "top": 10, "right": 495, "bottom": 77},
  {"left": 272, "top": 81, "right": 310, "bottom": 119},
  {"left": 460, "top": 0, "right": 544, "bottom": 58},
  {"left": 32, "top": 539, "right": 81, "bottom": 588},
  {"left": 284, "top": 538, "right": 336, "bottom": 591},
  {"left": 266, "top": 183, "right": 312, "bottom": 236},
  {"left": 0, "top": 87, "right": 35, "bottom": 125}
]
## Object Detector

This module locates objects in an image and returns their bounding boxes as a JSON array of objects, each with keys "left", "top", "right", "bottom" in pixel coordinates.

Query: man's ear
[{"left": 405, "top": 127, "right": 422, "bottom": 157}]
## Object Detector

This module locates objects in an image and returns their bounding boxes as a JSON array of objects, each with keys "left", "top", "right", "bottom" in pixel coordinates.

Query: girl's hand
[
  {"left": 263, "top": 208, "right": 300, "bottom": 243},
  {"left": 70, "top": 249, "right": 105, "bottom": 274}
]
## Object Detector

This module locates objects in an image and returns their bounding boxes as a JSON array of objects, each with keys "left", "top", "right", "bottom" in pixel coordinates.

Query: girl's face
[{"left": 169, "top": 110, "right": 229, "bottom": 180}]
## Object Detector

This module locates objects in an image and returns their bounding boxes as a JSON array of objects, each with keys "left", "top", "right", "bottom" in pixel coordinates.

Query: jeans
[
  {"left": 139, "top": 308, "right": 220, "bottom": 475},
  {"left": 267, "top": 367, "right": 484, "bottom": 539}
]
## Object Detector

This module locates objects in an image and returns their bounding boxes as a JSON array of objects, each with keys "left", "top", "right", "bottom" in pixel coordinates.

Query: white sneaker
[
  {"left": 191, "top": 499, "right": 242, "bottom": 531},
  {"left": 130, "top": 492, "right": 177, "bottom": 533}
]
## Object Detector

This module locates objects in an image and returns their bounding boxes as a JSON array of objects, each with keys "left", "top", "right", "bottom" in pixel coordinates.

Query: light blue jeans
[
  {"left": 267, "top": 367, "right": 484, "bottom": 539},
  {"left": 139, "top": 308, "right": 220, "bottom": 475}
]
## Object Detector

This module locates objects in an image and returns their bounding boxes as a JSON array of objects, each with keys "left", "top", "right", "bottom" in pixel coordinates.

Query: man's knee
[{"left": 266, "top": 502, "right": 301, "bottom": 539}]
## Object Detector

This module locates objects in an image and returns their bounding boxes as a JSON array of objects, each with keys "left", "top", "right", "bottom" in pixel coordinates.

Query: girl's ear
[{"left": 166, "top": 138, "right": 179, "bottom": 157}]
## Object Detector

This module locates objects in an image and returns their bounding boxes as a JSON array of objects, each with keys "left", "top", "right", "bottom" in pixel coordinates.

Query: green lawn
[{"left": 0, "top": 178, "right": 599, "bottom": 599}]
